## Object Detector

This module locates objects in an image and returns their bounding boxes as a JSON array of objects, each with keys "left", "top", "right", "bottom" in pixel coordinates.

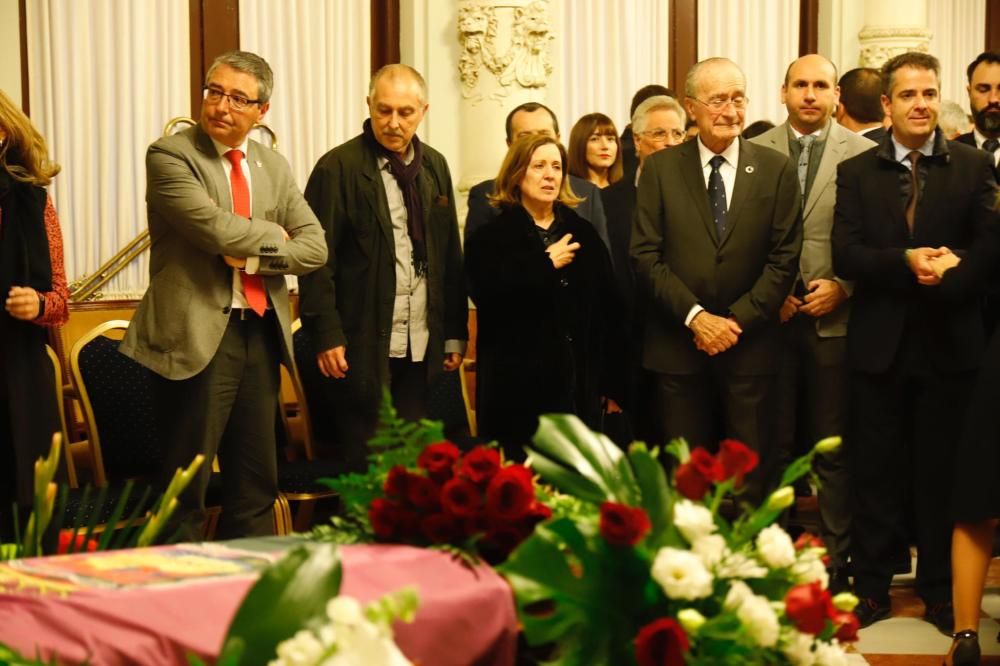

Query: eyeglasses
[
  {"left": 203, "top": 86, "right": 262, "bottom": 112},
  {"left": 690, "top": 95, "right": 749, "bottom": 112},
  {"left": 640, "top": 128, "right": 687, "bottom": 142}
]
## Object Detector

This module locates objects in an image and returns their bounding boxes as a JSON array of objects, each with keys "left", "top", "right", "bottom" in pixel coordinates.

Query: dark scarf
[
  {"left": 363, "top": 118, "right": 427, "bottom": 277},
  {"left": 0, "top": 170, "right": 51, "bottom": 312}
]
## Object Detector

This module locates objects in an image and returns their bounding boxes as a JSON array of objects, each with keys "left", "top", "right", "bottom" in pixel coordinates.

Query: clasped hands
[
  {"left": 691, "top": 311, "right": 742, "bottom": 356},
  {"left": 780, "top": 279, "right": 848, "bottom": 323},
  {"left": 906, "top": 246, "right": 960, "bottom": 285}
]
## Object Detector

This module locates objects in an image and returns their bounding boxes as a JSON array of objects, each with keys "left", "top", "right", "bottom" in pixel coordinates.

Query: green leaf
[
  {"left": 221, "top": 543, "right": 342, "bottom": 665},
  {"left": 525, "top": 450, "right": 607, "bottom": 504},
  {"left": 627, "top": 444, "right": 680, "bottom": 548}
]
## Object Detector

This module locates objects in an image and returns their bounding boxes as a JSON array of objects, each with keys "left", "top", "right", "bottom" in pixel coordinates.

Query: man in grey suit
[
  {"left": 632, "top": 57, "right": 802, "bottom": 500},
  {"left": 751, "top": 54, "right": 875, "bottom": 591},
  {"left": 464, "top": 102, "right": 610, "bottom": 252},
  {"left": 121, "top": 51, "right": 327, "bottom": 538}
]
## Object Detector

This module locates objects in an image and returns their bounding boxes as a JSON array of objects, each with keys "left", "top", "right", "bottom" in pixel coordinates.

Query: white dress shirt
[{"left": 211, "top": 136, "right": 262, "bottom": 309}]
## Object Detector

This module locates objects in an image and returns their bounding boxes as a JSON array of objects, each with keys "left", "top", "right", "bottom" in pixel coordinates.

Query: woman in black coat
[{"left": 465, "top": 134, "right": 623, "bottom": 459}]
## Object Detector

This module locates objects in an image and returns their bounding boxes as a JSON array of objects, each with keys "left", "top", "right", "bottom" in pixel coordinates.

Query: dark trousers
[
  {"left": 848, "top": 366, "right": 972, "bottom": 604},
  {"left": 153, "top": 310, "right": 281, "bottom": 539},
  {"left": 325, "top": 353, "right": 428, "bottom": 472},
  {"left": 774, "top": 317, "right": 851, "bottom": 567},
  {"left": 654, "top": 365, "right": 778, "bottom": 503}
]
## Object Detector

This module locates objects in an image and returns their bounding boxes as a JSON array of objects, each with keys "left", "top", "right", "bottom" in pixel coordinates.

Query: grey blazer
[
  {"left": 751, "top": 121, "right": 874, "bottom": 337},
  {"left": 121, "top": 125, "right": 327, "bottom": 380}
]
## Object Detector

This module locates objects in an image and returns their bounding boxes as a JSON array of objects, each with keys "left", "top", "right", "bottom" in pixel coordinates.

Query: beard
[{"left": 973, "top": 103, "right": 1000, "bottom": 134}]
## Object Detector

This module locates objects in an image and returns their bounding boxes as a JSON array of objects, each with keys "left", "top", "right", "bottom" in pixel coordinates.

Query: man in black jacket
[
  {"left": 832, "top": 52, "right": 998, "bottom": 631},
  {"left": 955, "top": 51, "right": 1000, "bottom": 172},
  {"left": 299, "top": 65, "right": 467, "bottom": 470}
]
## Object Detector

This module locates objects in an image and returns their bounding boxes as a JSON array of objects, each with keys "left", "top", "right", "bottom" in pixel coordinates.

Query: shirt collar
[
  {"left": 891, "top": 133, "right": 935, "bottom": 163},
  {"left": 697, "top": 136, "right": 740, "bottom": 168},
  {"left": 211, "top": 136, "right": 250, "bottom": 161},
  {"left": 974, "top": 127, "right": 999, "bottom": 149},
  {"left": 789, "top": 123, "right": 825, "bottom": 141},
  {"left": 377, "top": 143, "right": 416, "bottom": 169}
]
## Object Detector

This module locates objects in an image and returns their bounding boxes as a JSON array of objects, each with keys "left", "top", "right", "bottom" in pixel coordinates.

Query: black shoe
[
  {"left": 924, "top": 601, "right": 955, "bottom": 637},
  {"left": 828, "top": 567, "right": 851, "bottom": 595},
  {"left": 854, "top": 597, "right": 891, "bottom": 628},
  {"left": 948, "top": 629, "right": 980, "bottom": 666}
]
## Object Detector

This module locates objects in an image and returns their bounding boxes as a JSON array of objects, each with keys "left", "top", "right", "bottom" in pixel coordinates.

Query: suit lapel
[
  {"left": 194, "top": 126, "right": 230, "bottom": 208},
  {"left": 720, "top": 138, "right": 757, "bottom": 247},
  {"left": 804, "top": 124, "right": 843, "bottom": 218},
  {"left": 248, "top": 141, "right": 272, "bottom": 219},
  {"left": 418, "top": 157, "right": 435, "bottom": 245},
  {"left": 360, "top": 146, "right": 395, "bottom": 248},
  {"left": 678, "top": 141, "right": 718, "bottom": 245},
  {"left": 875, "top": 159, "right": 909, "bottom": 238}
]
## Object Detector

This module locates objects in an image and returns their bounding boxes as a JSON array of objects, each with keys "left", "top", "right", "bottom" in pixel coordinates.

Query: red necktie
[{"left": 224, "top": 149, "right": 267, "bottom": 315}]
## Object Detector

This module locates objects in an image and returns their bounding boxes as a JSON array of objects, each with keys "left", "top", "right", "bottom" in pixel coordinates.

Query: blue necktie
[{"left": 708, "top": 155, "right": 728, "bottom": 239}]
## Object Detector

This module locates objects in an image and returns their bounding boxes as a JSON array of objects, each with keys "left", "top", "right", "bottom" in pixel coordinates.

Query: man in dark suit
[
  {"left": 603, "top": 94, "right": 686, "bottom": 441},
  {"left": 832, "top": 52, "right": 998, "bottom": 631},
  {"left": 751, "top": 55, "right": 875, "bottom": 592},
  {"left": 836, "top": 68, "right": 888, "bottom": 143},
  {"left": 464, "top": 102, "right": 610, "bottom": 251},
  {"left": 120, "top": 51, "right": 328, "bottom": 538},
  {"left": 632, "top": 57, "right": 802, "bottom": 498},
  {"left": 956, "top": 51, "right": 1000, "bottom": 171},
  {"left": 298, "top": 65, "right": 467, "bottom": 471}
]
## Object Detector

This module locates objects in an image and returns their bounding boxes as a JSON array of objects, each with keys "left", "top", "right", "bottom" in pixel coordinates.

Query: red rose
[
  {"left": 690, "top": 447, "right": 724, "bottom": 481},
  {"left": 634, "top": 618, "right": 690, "bottom": 666},
  {"left": 522, "top": 501, "right": 552, "bottom": 527},
  {"left": 832, "top": 611, "right": 860, "bottom": 642},
  {"left": 418, "top": 442, "right": 461, "bottom": 482},
  {"left": 57, "top": 531, "right": 98, "bottom": 554},
  {"left": 420, "top": 512, "right": 461, "bottom": 544},
  {"left": 405, "top": 474, "right": 442, "bottom": 510},
  {"left": 716, "top": 439, "right": 759, "bottom": 486},
  {"left": 369, "top": 498, "right": 402, "bottom": 539},
  {"left": 483, "top": 521, "right": 529, "bottom": 557},
  {"left": 384, "top": 465, "right": 410, "bottom": 498},
  {"left": 794, "top": 532, "right": 825, "bottom": 551},
  {"left": 459, "top": 446, "right": 502, "bottom": 485},
  {"left": 599, "top": 502, "right": 652, "bottom": 546},
  {"left": 784, "top": 582, "right": 836, "bottom": 635},
  {"left": 675, "top": 462, "right": 710, "bottom": 500},
  {"left": 485, "top": 464, "right": 535, "bottom": 521},
  {"left": 462, "top": 513, "right": 488, "bottom": 538},
  {"left": 441, "top": 477, "right": 483, "bottom": 518}
]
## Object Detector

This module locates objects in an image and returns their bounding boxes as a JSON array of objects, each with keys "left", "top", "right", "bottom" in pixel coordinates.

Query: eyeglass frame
[
  {"left": 688, "top": 95, "right": 750, "bottom": 112},
  {"left": 637, "top": 127, "right": 688, "bottom": 143},
  {"left": 202, "top": 85, "right": 263, "bottom": 112}
]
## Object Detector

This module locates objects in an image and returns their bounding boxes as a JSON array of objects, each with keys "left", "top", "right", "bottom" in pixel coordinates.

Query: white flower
[
  {"left": 271, "top": 630, "right": 326, "bottom": 666},
  {"left": 673, "top": 499, "right": 717, "bottom": 543},
  {"left": 736, "top": 592, "right": 780, "bottom": 647},
  {"left": 812, "top": 639, "right": 848, "bottom": 666},
  {"left": 781, "top": 627, "right": 816, "bottom": 666},
  {"left": 756, "top": 524, "right": 796, "bottom": 569},
  {"left": 651, "top": 547, "right": 714, "bottom": 600},
  {"left": 717, "top": 550, "right": 768, "bottom": 579},
  {"left": 792, "top": 551, "right": 829, "bottom": 589},
  {"left": 692, "top": 534, "right": 727, "bottom": 568},
  {"left": 328, "top": 596, "right": 365, "bottom": 625},
  {"left": 723, "top": 580, "right": 753, "bottom": 611},
  {"left": 678, "top": 608, "right": 707, "bottom": 633}
]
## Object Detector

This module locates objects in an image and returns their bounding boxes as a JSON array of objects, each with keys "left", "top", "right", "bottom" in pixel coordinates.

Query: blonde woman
[{"left": 0, "top": 89, "right": 69, "bottom": 539}]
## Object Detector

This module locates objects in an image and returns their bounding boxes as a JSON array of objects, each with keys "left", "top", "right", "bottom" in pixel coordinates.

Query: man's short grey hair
[
  {"left": 368, "top": 64, "right": 428, "bottom": 105},
  {"left": 685, "top": 57, "right": 744, "bottom": 98},
  {"left": 632, "top": 95, "right": 687, "bottom": 133},
  {"left": 205, "top": 51, "right": 274, "bottom": 104},
  {"left": 938, "top": 100, "right": 972, "bottom": 137}
]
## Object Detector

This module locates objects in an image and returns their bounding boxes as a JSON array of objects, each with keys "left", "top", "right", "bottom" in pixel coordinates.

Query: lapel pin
[
  {"left": 745, "top": 165, "right": 755, "bottom": 174},
  {"left": 255, "top": 160, "right": 263, "bottom": 168}
]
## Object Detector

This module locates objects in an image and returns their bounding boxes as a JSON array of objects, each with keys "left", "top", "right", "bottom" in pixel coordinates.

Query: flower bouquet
[{"left": 498, "top": 415, "right": 858, "bottom": 665}]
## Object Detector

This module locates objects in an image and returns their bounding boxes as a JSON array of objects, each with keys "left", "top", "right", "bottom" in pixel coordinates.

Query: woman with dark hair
[
  {"left": 465, "top": 134, "right": 623, "bottom": 459},
  {"left": 0, "top": 89, "right": 69, "bottom": 537},
  {"left": 568, "top": 113, "right": 622, "bottom": 189}
]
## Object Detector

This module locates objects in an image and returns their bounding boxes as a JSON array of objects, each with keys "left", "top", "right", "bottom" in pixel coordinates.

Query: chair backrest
[
  {"left": 459, "top": 359, "right": 477, "bottom": 437},
  {"left": 69, "top": 321, "right": 162, "bottom": 486},
  {"left": 45, "top": 344, "right": 77, "bottom": 488}
]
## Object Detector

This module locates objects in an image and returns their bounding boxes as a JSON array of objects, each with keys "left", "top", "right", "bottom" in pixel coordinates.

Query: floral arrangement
[
  {"left": 499, "top": 415, "right": 858, "bottom": 666},
  {"left": 369, "top": 442, "right": 552, "bottom": 562}
]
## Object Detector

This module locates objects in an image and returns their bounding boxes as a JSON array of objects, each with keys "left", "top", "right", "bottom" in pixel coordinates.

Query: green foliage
[
  {"left": 0, "top": 642, "right": 63, "bottom": 665},
  {"left": 314, "top": 388, "right": 444, "bottom": 537},
  {"left": 217, "top": 543, "right": 343, "bottom": 666}
]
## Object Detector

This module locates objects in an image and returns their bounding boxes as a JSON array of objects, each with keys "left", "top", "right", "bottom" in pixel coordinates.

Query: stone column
[
  {"left": 857, "top": 0, "right": 931, "bottom": 68},
  {"left": 455, "top": 0, "right": 555, "bottom": 222}
]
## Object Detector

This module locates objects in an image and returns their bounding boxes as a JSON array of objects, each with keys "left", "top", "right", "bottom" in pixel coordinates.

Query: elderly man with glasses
[
  {"left": 631, "top": 57, "right": 802, "bottom": 500},
  {"left": 121, "top": 50, "right": 327, "bottom": 539}
]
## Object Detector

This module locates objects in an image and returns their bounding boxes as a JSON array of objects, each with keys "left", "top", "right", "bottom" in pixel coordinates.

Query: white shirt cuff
[
  {"left": 444, "top": 339, "right": 467, "bottom": 356},
  {"left": 685, "top": 304, "right": 705, "bottom": 328}
]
